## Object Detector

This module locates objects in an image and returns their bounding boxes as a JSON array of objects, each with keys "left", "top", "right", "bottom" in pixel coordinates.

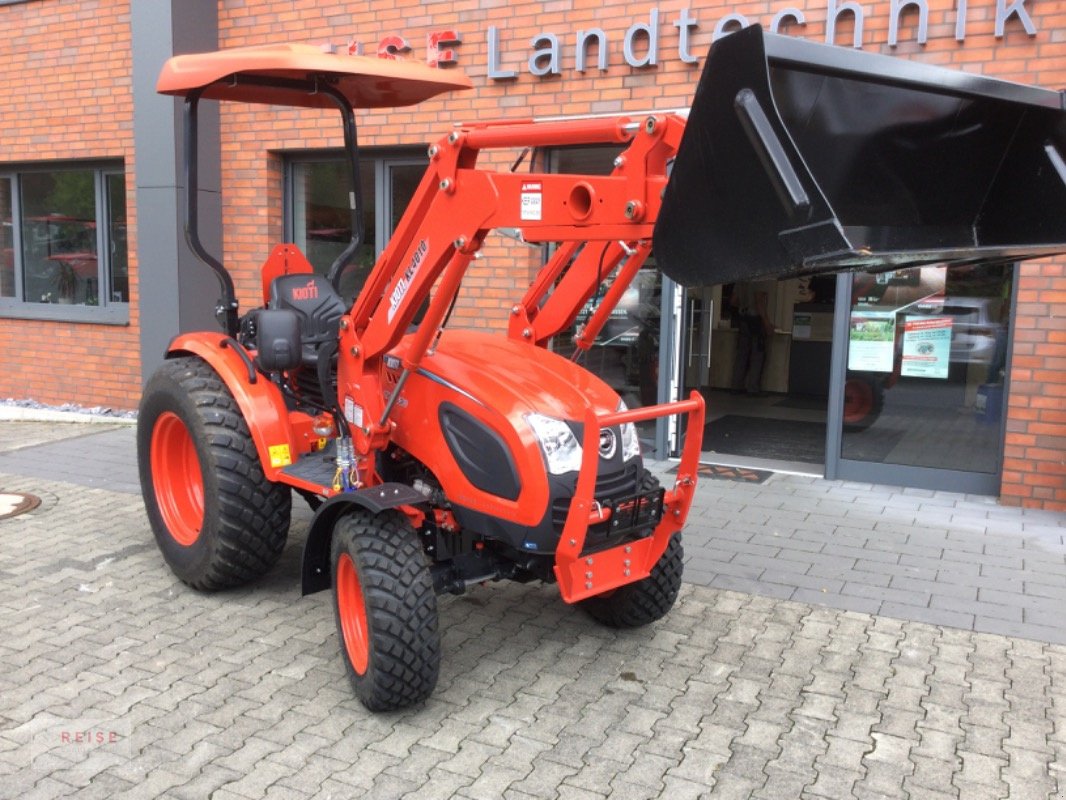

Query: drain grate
[{"left": 0, "top": 492, "right": 42, "bottom": 520}]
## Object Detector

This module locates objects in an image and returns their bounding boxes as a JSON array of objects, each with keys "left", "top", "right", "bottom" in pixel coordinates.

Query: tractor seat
[{"left": 268, "top": 273, "right": 346, "bottom": 365}]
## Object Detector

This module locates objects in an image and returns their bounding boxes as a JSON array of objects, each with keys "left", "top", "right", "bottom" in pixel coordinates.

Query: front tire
[
  {"left": 331, "top": 509, "right": 440, "bottom": 711},
  {"left": 137, "top": 356, "right": 291, "bottom": 590},
  {"left": 578, "top": 533, "right": 684, "bottom": 628}
]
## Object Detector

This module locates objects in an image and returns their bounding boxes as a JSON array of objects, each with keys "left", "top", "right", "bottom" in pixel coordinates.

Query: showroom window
[
  {"left": 286, "top": 151, "right": 424, "bottom": 303},
  {"left": 839, "top": 263, "right": 1014, "bottom": 476},
  {"left": 0, "top": 164, "right": 128, "bottom": 323}
]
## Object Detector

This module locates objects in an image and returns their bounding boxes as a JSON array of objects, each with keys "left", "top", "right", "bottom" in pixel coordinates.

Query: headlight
[
  {"left": 526, "top": 413, "right": 583, "bottom": 475},
  {"left": 618, "top": 400, "right": 642, "bottom": 461}
]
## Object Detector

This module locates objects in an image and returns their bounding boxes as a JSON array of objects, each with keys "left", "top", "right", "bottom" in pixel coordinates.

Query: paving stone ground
[
  {"left": 650, "top": 462, "right": 1066, "bottom": 647},
  {"left": 4, "top": 424, "right": 1064, "bottom": 644},
  {"left": 0, "top": 420, "right": 1063, "bottom": 799}
]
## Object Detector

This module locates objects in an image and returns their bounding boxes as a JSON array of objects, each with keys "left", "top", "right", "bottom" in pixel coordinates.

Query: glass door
[{"left": 683, "top": 287, "right": 715, "bottom": 393}]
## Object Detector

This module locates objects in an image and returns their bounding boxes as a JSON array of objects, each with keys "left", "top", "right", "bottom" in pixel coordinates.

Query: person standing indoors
[{"left": 731, "top": 280, "right": 774, "bottom": 395}]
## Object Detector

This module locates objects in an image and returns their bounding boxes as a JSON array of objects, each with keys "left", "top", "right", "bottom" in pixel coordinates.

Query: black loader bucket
[{"left": 654, "top": 25, "right": 1066, "bottom": 287}]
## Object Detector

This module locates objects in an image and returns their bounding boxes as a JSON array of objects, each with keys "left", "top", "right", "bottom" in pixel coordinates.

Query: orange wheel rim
[
  {"left": 844, "top": 379, "right": 874, "bottom": 424},
  {"left": 150, "top": 411, "right": 204, "bottom": 546},
  {"left": 336, "top": 553, "right": 370, "bottom": 675}
]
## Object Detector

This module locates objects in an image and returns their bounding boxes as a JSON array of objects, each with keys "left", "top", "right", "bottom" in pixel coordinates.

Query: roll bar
[{"left": 162, "top": 44, "right": 471, "bottom": 334}]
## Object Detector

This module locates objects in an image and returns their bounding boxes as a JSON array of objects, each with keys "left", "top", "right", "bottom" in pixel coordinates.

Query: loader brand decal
[
  {"left": 520, "top": 182, "right": 543, "bottom": 221},
  {"left": 268, "top": 444, "right": 292, "bottom": 468},
  {"left": 388, "top": 239, "right": 429, "bottom": 323},
  {"left": 290, "top": 279, "right": 319, "bottom": 301},
  {"left": 341, "top": 2, "right": 1038, "bottom": 80}
]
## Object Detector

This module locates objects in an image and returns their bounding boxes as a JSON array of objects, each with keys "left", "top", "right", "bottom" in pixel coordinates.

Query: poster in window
[
  {"left": 901, "top": 316, "right": 952, "bottom": 379},
  {"left": 847, "top": 311, "right": 895, "bottom": 372}
]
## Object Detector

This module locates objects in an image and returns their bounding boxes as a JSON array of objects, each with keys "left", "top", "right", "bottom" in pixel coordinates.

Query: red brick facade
[
  {"left": 0, "top": 0, "right": 1062, "bottom": 508},
  {"left": 1003, "top": 262, "right": 1066, "bottom": 509},
  {"left": 0, "top": 1, "right": 139, "bottom": 409}
]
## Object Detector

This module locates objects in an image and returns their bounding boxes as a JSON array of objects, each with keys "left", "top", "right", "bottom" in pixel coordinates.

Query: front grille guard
[{"left": 553, "top": 391, "right": 706, "bottom": 603}]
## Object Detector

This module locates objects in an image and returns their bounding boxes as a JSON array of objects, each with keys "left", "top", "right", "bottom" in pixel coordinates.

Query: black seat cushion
[{"left": 269, "top": 274, "right": 346, "bottom": 348}]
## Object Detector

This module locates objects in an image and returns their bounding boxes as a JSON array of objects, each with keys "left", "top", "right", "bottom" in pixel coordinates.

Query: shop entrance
[{"left": 680, "top": 275, "right": 838, "bottom": 472}]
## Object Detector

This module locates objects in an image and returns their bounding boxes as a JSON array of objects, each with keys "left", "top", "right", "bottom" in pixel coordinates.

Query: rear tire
[
  {"left": 137, "top": 356, "right": 291, "bottom": 590},
  {"left": 578, "top": 533, "right": 684, "bottom": 628},
  {"left": 331, "top": 509, "right": 440, "bottom": 711},
  {"left": 843, "top": 373, "right": 885, "bottom": 430}
]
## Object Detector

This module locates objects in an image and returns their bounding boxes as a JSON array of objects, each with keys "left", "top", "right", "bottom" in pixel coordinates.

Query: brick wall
[
  {"left": 1003, "top": 262, "right": 1066, "bottom": 510},
  {"left": 0, "top": 1, "right": 138, "bottom": 409}
]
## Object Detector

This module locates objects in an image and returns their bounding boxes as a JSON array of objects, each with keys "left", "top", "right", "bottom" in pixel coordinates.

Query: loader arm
[
  {"left": 505, "top": 117, "right": 683, "bottom": 349},
  {"left": 340, "top": 114, "right": 686, "bottom": 457}
]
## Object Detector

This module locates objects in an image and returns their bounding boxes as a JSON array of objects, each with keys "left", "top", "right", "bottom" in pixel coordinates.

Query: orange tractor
[{"left": 138, "top": 27, "right": 1066, "bottom": 710}]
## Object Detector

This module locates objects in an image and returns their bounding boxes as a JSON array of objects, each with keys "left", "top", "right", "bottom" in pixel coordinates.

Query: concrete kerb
[{"left": 0, "top": 405, "right": 136, "bottom": 426}]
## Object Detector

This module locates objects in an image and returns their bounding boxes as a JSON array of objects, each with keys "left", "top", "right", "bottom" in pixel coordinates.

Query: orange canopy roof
[{"left": 157, "top": 43, "right": 471, "bottom": 109}]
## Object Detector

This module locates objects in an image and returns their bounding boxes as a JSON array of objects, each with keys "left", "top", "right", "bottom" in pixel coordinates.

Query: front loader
[{"left": 138, "top": 29, "right": 1066, "bottom": 711}]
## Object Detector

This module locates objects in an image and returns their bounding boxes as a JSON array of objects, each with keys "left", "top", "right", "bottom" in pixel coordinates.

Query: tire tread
[
  {"left": 140, "top": 356, "right": 290, "bottom": 591},
  {"left": 332, "top": 510, "right": 440, "bottom": 712}
]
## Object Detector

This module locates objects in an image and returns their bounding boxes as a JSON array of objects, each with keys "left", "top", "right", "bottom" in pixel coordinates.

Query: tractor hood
[
  {"left": 408, "top": 330, "right": 620, "bottom": 422},
  {"left": 655, "top": 25, "right": 1066, "bottom": 286}
]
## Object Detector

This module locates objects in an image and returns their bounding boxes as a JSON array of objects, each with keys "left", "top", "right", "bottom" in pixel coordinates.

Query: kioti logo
[{"left": 291, "top": 280, "right": 319, "bottom": 301}]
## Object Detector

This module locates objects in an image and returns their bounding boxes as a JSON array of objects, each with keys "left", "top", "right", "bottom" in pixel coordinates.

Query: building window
[
  {"left": 286, "top": 151, "right": 425, "bottom": 302},
  {"left": 840, "top": 263, "right": 1013, "bottom": 474},
  {"left": 0, "top": 177, "right": 13, "bottom": 299},
  {"left": 0, "top": 164, "right": 129, "bottom": 323}
]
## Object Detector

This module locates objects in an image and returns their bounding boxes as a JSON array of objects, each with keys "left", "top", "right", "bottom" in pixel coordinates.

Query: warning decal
[
  {"left": 521, "top": 181, "right": 542, "bottom": 221},
  {"left": 268, "top": 444, "right": 292, "bottom": 468}
]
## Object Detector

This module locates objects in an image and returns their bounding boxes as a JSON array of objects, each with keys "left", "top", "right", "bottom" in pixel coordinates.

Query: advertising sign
[
  {"left": 847, "top": 311, "right": 895, "bottom": 372},
  {"left": 901, "top": 316, "right": 952, "bottom": 379}
]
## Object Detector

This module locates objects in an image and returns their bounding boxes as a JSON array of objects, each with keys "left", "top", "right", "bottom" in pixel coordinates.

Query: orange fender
[{"left": 167, "top": 332, "right": 295, "bottom": 481}]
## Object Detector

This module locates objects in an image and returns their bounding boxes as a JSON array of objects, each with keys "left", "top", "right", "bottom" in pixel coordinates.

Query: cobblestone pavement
[
  {"left": 0, "top": 423, "right": 136, "bottom": 494},
  {"left": 4, "top": 424, "right": 1065, "bottom": 645},
  {"left": 664, "top": 464, "right": 1066, "bottom": 647},
  {"left": 0, "top": 421, "right": 1064, "bottom": 799}
]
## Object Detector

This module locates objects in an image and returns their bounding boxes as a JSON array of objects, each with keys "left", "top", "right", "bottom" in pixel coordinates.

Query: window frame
[
  {"left": 0, "top": 162, "right": 130, "bottom": 325},
  {"left": 283, "top": 147, "right": 427, "bottom": 263}
]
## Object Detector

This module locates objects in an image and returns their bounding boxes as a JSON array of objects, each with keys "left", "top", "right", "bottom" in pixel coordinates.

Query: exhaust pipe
[{"left": 654, "top": 25, "right": 1066, "bottom": 287}]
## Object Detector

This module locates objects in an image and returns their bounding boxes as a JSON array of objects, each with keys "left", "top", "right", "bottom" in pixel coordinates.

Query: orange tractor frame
[
  {"left": 139, "top": 42, "right": 703, "bottom": 711},
  {"left": 139, "top": 29, "right": 1066, "bottom": 711}
]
